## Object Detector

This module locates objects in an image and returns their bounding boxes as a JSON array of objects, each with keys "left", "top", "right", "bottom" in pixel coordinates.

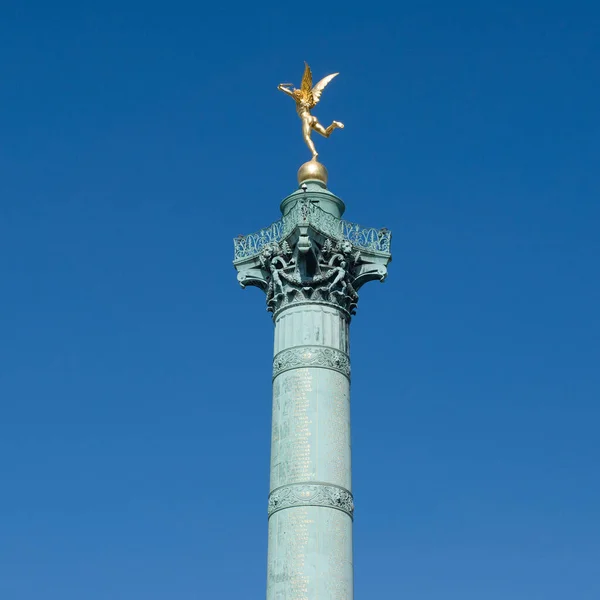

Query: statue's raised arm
[
  {"left": 278, "top": 62, "right": 344, "bottom": 160},
  {"left": 277, "top": 84, "right": 295, "bottom": 97}
]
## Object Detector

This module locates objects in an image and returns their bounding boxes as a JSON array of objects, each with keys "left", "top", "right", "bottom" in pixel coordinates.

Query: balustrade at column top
[{"left": 233, "top": 197, "right": 392, "bottom": 263}]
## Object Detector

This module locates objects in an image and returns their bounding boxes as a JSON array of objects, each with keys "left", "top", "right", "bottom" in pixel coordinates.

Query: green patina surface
[{"left": 233, "top": 176, "right": 392, "bottom": 600}]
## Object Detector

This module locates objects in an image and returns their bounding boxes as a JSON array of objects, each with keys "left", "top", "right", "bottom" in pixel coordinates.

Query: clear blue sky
[{"left": 1, "top": 1, "right": 599, "bottom": 599}]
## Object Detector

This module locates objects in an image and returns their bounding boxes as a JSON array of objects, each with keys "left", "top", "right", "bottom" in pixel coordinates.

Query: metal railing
[{"left": 234, "top": 199, "right": 391, "bottom": 261}]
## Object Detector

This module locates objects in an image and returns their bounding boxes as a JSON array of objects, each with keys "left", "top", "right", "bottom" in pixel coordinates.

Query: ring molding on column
[
  {"left": 268, "top": 482, "right": 354, "bottom": 519},
  {"left": 272, "top": 345, "right": 351, "bottom": 379}
]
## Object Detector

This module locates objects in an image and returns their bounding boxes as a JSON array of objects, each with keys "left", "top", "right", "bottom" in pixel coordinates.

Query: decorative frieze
[
  {"left": 268, "top": 483, "right": 354, "bottom": 519},
  {"left": 273, "top": 346, "right": 350, "bottom": 379},
  {"left": 259, "top": 234, "right": 360, "bottom": 315}
]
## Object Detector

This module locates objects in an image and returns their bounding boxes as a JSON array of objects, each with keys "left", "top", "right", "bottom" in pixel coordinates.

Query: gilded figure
[{"left": 278, "top": 62, "right": 344, "bottom": 159}]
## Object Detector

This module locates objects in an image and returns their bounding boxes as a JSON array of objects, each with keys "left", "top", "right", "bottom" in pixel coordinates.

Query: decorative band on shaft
[
  {"left": 268, "top": 483, "right": 354, "bottom": 519},
  {"left": 272, "top": 346, "right": 351, "bottom": 379}
]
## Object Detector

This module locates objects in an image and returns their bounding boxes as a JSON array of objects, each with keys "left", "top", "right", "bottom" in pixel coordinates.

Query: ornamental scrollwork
[
  {"left": 233, "top": 198, "right": 391, "bottom": 261},
  {"left": 273, "top": 346, "right": 350, "bottom": 379},
  {"left": 258, "top": 225, "right": 364, "bottom": 316},
  {"left": 234, "top": 219, "right": 285, "bottom": 260},
  {"left": 268, "top": 483, "right": 354, "bottom": 519}
]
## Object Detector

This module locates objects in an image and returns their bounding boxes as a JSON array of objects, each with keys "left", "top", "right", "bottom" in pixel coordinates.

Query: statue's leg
[
  {"left": 313, "top": 122, "right": 330, "bottom": 138},
  {"left": 303, "top": 119, "right": 318, "bottom": 158},
  {"left": 314, "top": 121, "right": 344, "bottom": 138},
  {"left": 325, "top": 121, "right": 344, "bottom": 135}
]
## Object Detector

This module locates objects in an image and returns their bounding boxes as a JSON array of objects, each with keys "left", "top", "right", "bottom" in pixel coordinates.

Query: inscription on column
[
  {"left": 267, "top": 509, "right": 314, "bottom": 600},
  {"left": 323, "top": 509, "right": 353, "bottom": 600},
  {"left": 271, "top": 369, "right": 315, "bottom": 488},
  {"left": 326, "top": 373, "right": 350, "bottom": 486},
  {"left": 267, "top": 508, "right": 354, "bottom": 600}
]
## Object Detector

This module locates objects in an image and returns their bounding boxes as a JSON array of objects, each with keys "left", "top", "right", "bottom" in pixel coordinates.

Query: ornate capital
[
  {"left": 268, "top": 483, "right": 354, "bottom": 519},
  {"left": 234, "top": 197, "right": 391, "bottom": 317},
  {"left": 273, "top": 346, "right": 350, "bottom": 379}
]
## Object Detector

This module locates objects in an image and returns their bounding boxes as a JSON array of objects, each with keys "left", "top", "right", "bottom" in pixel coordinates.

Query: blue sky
[{"left": 1, "top": 1, "right": 599, "bottom": 598}]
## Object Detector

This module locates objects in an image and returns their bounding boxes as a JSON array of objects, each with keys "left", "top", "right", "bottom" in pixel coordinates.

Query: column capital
[{"left": 233, "top": 196, "right": 392, "bottom": 318}]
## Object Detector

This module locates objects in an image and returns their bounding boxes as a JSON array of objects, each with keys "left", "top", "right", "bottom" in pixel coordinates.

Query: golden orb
[{"left": 297, "top": 160, "right": 328, "bottom": 186}]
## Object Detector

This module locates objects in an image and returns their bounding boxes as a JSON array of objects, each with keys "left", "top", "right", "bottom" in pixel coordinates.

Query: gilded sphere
[{"left": 297, "top": 160, "right": 328, "bottom": 186}]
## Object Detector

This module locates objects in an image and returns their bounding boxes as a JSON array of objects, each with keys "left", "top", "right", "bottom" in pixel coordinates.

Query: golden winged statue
[{"left": 278, "top": 62, "right": 344, "bottom": 160}]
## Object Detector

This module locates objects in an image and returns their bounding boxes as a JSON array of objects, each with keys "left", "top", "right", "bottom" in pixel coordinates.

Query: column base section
[{"left": 267, "top": 505, "right": 353, "bottom": 600}]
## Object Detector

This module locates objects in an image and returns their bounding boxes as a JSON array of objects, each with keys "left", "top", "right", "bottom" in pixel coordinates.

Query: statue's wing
[
  {"left": 310, "top": 73, "right": 339, "bottom": 107},
  {"left": 300, "top": 62, "right": 313, "bottom": 103},
  {"left": 301, "top": 62, "right": 313, "bottom": 94}
]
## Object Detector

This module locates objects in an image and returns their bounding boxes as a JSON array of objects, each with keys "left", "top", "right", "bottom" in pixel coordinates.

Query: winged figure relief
[{"left": 278, "top": 62, "right": 344, "bottom": 159}]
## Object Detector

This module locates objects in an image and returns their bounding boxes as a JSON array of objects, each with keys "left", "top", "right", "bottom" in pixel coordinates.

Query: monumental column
[{"left": 233, "top": 64, "right": 392, "bottom": 600}]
